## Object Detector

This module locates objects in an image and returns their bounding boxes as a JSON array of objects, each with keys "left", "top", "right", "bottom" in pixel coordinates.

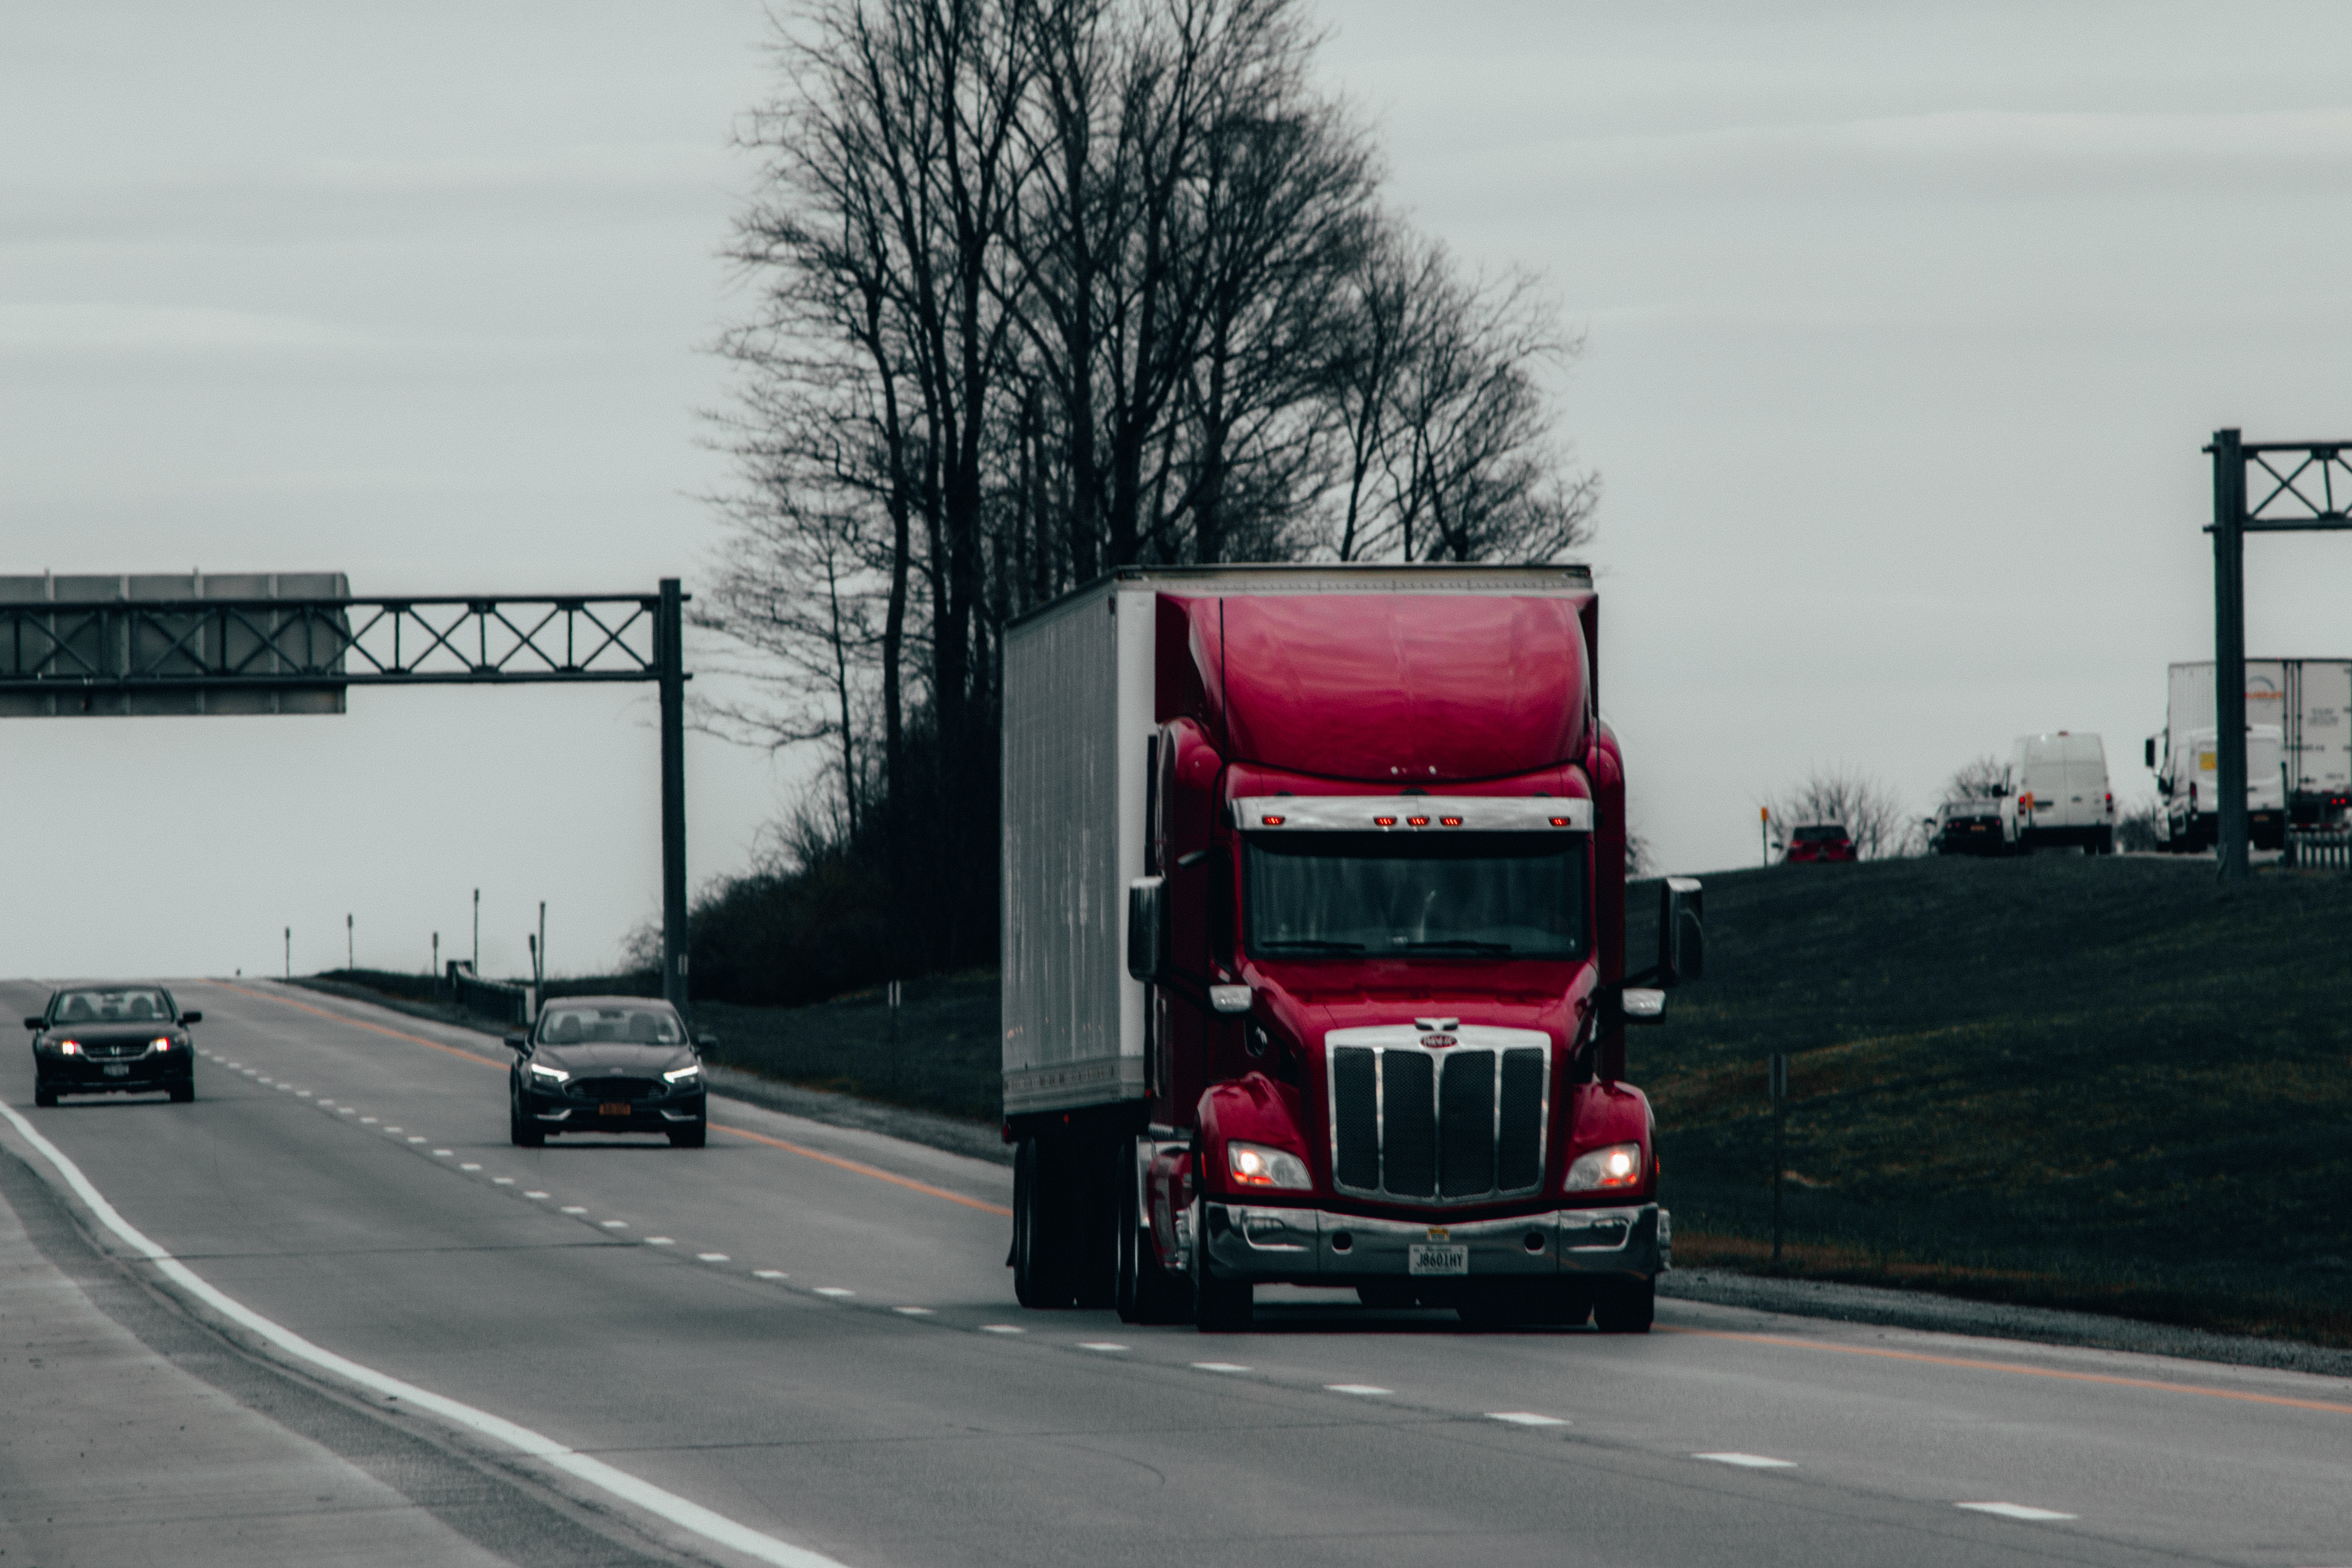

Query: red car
[{"left": 1782, "top": 822, "right": 1856, "bottom": 863}]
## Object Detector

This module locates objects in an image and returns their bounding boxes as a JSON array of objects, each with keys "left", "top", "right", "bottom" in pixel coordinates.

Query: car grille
[
  {"left": 88, "top": 1042, "right": 147, "bottom": 1060},
  {"left": 569, "top": 1075, "right": 661, "bottom": 1102},
  {"left": 1327, "top": 1026, "right": 1549, "bottom": 1205}
]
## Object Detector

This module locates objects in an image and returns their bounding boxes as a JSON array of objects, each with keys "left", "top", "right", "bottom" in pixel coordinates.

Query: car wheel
[
  {"left": 34, "top": 1085, "right": 56, "bottom": 1109},
  {"left": 668, "top": 1121, "right": 707, "bottom": 1148},
  {"left": 510, "top": 1090, "right": 544, "bottom": 1148},
  {"left": 169, "top": 1081, "right": 194, "bottom": 1104},
  {"left": 1592, "top": 1276, "right": 1655, "bottom": 1334}
]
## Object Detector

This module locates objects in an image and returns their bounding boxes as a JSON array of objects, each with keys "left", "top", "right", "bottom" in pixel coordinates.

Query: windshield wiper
[
  {"left": 1257, "top": 939, "right": 1366, "bottom": 953},
  {"left": 1399, "top": 939, "right": 1514, "bottom": 954}
]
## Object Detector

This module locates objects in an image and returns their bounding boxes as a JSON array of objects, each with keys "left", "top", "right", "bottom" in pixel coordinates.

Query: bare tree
[
  {"left": 1767, "top": 766, "right": 1915, "bottom": 861},
  {"left": 1942, "top": 753, "right": 2007, "bottom": 802}
]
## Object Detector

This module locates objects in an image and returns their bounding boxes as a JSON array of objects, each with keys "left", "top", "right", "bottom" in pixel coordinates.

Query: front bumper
[
  {"left": 1201, "top": 1201, "right": 1668, "bottom": 1283},
  {"left": 521, "top": 1087, "right": 705, "bottom": 1132},
  {"left": 37, "top": 1054, "right": 190, "bottom": 1093}
]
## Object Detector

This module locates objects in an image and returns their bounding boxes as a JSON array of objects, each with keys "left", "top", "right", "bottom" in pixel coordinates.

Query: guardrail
[
  {"left": 452, "top": 969, "right": 536, "bottom": 1028},
  {"left": 2285, "top": 830, "right": 2352, "bottom": 870}
]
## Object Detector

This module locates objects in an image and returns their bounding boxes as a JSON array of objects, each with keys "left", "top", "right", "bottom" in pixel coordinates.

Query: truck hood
[{"left": 1245, "top": 960, "right": 1595, "bottom": 1052}]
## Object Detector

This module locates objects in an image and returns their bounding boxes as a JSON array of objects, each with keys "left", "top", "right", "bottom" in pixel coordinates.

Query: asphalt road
[{"left": 3, "top": 977, "right": 2347, "bottom": 1568}]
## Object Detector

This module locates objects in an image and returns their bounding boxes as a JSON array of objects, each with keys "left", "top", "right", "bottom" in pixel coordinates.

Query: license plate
[
  {"left": 600, "top": 1102, "right": 631, "bottom": 1116},
  {"left": 1408, "top": 1244, "right": 1468, "bottom": 1276},
  {"left": 103, "top": 1064, "right": 130, "bottom": 1077}
]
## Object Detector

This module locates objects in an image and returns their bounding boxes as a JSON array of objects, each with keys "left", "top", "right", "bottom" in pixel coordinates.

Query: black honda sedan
[
  {"left": 27, "top": 983, "right": 199, "bottom": 1106},
  {"left": 507, "top": 996, "right": 710, "bottom": 1147}
]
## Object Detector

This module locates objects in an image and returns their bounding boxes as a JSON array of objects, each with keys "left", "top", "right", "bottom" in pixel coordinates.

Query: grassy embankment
[
  {"left": 693, "top": 854, "right": 2352, "bottom": 1344},
  {"left": 1629, "top": 854, "right": 2352, "bottom": 1346}
]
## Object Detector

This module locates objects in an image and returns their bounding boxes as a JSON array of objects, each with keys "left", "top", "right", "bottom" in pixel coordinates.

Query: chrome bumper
[{"left": 1200, "top": 1201, "right": 1668, "bottom": 1283}]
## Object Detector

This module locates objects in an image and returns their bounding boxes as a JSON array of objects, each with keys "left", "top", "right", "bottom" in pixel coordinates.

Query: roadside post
[
  {"left": 888, "top": 980, "right": 902, "bottom": 1092},
  {"left": 1759, "top": 806, "right": 1769, "bottom": 867},
  {"left": 432, "top": 933, "right": 439, "bottom": 993},
  {"left": 346, "top": 913, "right": 353, "bottom": 972},
  {"left": 1768, "top": 1052, "right": 1789, "bottom": 1266},
  {"left": 283, "top": 926, "right": 290, "bottom": 980}
]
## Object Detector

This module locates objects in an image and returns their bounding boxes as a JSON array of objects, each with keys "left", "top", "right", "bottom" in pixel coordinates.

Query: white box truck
[
  {"left": 2150, "top": 661, "right": 2352, "bottom": 830},
  {"left": 2153, "top": 725, "right": 2286, "bottom": 852}
]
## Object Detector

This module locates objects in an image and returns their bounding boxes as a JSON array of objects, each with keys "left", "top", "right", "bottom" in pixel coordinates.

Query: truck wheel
[
  {"left": 1191, "top": 1200, "right": 1252, "bottom": 1332},
  {"left": 1116, "top": 1145, "right": 1191, "bottom": 1324},
  {"left": 1013, "top": 1137, "right": 1075, "bottom": 1309},
  {"left": 1592, "top": 1276, "right": 1655, "bottom": 1334}
]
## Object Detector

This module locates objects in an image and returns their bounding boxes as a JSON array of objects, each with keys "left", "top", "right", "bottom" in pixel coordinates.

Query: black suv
[
  {"left": 507, "top": 996, "right": 710, "bottom": 1148},
  {"left": 27, "top": 984, "right": 199, "bottom": 1106}
]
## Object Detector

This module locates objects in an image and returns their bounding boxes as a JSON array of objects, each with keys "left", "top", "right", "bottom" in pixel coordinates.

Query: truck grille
[{"left": 1327, "top": 1026, "right": 1549, "bottom": 1205}]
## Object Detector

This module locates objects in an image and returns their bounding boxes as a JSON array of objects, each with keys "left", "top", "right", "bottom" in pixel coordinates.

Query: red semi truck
[{"left": 1001, "top": 564, "right": 1702, "bottom": 1332}]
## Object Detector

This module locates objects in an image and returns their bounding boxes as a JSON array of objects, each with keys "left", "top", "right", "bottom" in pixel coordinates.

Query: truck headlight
[
  {"left": 1227, "top": 1141, "right": 1311, "bottom": 1191},
  {"left": 1565, "top": 1142, "right": 1643, "bottom": 1193}
]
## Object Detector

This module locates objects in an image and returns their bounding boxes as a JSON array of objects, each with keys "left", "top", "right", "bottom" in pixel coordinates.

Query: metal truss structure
[
  {"left": 0, "top": 579, "right": 695, "bottom": 1014},
  {"left": 2206, "top": 432, "right": 2352, "bottom": 880}
]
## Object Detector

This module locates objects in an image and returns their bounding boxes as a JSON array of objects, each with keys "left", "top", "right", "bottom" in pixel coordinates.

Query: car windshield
[
  {"left": 1792, "top": 825, "right": 1847, "bottom": 842},
  {"left": 538, "top": 1006, "right": 683, "bottom": 1045},
  {"left": 51, "top": 988, "right": 172, "bottom": 1024},
  {"left": 1244, "top": 833, "right": 1587, "bottom": 959}
]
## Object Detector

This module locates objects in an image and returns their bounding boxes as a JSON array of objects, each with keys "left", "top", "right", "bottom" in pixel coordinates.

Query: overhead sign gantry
[{"left": 0, "top": 573, "right": 694, "bottom": 1013}]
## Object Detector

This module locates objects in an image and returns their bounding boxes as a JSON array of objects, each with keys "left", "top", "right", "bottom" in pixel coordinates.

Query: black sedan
[
  {"left": 27, "top": 984, "right": 199, "bottom": 1106},
  {"left": 507, "top": 996, "right": 710, "bottom": 1148}
]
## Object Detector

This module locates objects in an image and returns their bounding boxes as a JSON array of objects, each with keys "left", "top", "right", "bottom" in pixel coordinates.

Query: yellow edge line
[
  {"left": 1658, "top": 1326, "right": 2352, "bottom": 1417},
  {"left": 210, "top": 980, "right": 1013, "bottom": 1219}
]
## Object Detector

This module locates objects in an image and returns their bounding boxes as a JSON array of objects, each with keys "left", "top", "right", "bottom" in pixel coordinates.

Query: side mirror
[
  {"left": 1605, "top": 987, "right": 1667, "bottom": 1029},
  {"left": 1126, "top": 876, "right": 1170, "bottom": 984},
  {"left": 178, "top": 1011, "right": 201, "bottom": 1025},
  {"left": 1657, "top": 877, "right": 1704, "bottom": 988},
  {"left": 504, "top": 1034, "right": 527, "bottom": 1052},
  {"left": 2144, "top": 737, "right": 2157, "bottom": 769},
  {"left": 23, "top": 1016, "right": 43, "bottom": 1031}
]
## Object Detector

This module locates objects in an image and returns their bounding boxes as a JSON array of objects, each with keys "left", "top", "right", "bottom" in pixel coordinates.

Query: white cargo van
[
  {"left": 1999, "top": 733, "right": 2114, "bottom": 854},
  {"left": 2156, "top": 725, "right": 2286, "bottom": 852}
]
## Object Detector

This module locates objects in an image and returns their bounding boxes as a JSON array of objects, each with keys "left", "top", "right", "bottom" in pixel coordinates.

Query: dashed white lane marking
[
  {"left": 814, "top": 1287, "right": 855, "bottom": 1298},
  {"left": 361, "top": 1117, "right": 378, "bottom": 1124},
  {"left": 1696, "top": 1453, "right": 1797, "bottom": 1469},
  {"left": 1078, "top": 1342, "right": 1128, "bottom": 1352},
  {"left": 0, "top": 1099, "right": 850, "bottom": 1568},
  {"left": 646, "top": 1237, "right": 675, "bottom": 1246},
  {"left": 753, "top": 1270, "right": 788, "bottom": 1280},
  {"left": 384, "top": 1127, "right": 402, "bottom": 1133},
  {"left": 697, "top": 1253, "right": 729, "bottom": 1262},
  {"left": 1957, "top": 1503, "right": 2076, "bottom": 1521},
  {"left": 296, "top": 1091, "right": 312, "bottom": 1098},
  {"left": 979, "top": 1324, "right": 1024, "bottom": 1334},
  {"left": 337, "top": 1107, "right": 356, "bottom": 1116},
  {"left": 1191, "top": 1362, "right": 1250, "bottom": 1373},
  {"left": 459, "top": 1163, "right": 481, "bottom": 1172},
  {"left": 1488, "top": 1412, "right": 1568, "bottom": 1427},
  {"left": 276, "top": 1085, "right": 294, "bottom": 1093},
  {"left": 893, "top": 1307, "right": 933, "bottom": 1316},
  {"left": 1326, "top": 1384, "right": 1392, "bottom": 1396},
  {"left": 492, "top": 1177, "right": 514, "bottom": 1185},
  {"left": 561, "top": 1206, "right": 589, "bottom": 1215},
  {"left": 601, "top": 1221, "right": 628, "bottom": 1229},
  {"left": 524, "top": 1190, "right": 549, "bottom": 1199},
  {"left": 432, "top": 1149, "right": 452, "bottom": 1157},
  {"left": 405, "top": 1136, "right": 426, "bottom": 1144}
]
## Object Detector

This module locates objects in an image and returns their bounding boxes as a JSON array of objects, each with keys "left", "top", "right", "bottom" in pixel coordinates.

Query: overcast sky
[{"left": 6, "top": 1, "right": 2349, "bottom": 980}]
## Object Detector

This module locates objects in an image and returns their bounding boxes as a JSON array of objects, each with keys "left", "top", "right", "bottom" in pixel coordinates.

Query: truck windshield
[{"left": 1244, "top": 833, "right": 1587, "bottom": 959}]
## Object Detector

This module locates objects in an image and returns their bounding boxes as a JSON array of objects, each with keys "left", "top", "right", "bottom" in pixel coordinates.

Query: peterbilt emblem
[{"left": 1421, "top": 1032, "right": 1458, "bottom": 1048}]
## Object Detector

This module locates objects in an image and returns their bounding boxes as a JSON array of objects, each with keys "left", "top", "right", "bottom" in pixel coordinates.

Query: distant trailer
[{"left": 2156, "top": 660, "right": 2352, "bottom": 828}]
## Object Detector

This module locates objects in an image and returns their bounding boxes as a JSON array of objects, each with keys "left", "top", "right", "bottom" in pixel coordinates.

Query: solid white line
[
  {"left": 1695, "top": 1453, "right": 1797, "bottom": 1469},
  {"left": 1487, "top": 1412, "right": 1568, "bottom": 1427},
  {"left": 0, "top": 1099, "right": 847, "bottom": 1568},
  {"left": 1326, "top": 1384, "right": 1391, "bottom": 1396},
  {"left": 1957, "top": 1502, "right": 2076, "bottom": 1521}
]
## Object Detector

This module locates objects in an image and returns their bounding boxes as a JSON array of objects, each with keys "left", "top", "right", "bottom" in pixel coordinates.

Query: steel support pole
[
  {"left": 2211, "top": 430, "right": 2250, "bottom": 882},
  {"left": 658, "top": 579, "right": 690, "bottom": 1017}
]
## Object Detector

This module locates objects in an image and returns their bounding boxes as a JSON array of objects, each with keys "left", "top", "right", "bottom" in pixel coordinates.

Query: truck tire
[
  {"left": 1191, "top": 1199, "right": 1252, "bottom": 1332},
  {"left": 1592, "top": 1276, "right": 1654, "bottom": 1334},
  {"left": 1013, "top": 1137, "right": 1075, "bottom": 1309},
  {"left": 1116, "top": 1145, "right": 1191, "bottom": 1324}
]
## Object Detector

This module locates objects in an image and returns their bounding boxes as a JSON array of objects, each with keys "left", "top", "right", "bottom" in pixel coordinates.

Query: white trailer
[{"left": 2150, "top": 661, "right": 2352, "bottom": 827}]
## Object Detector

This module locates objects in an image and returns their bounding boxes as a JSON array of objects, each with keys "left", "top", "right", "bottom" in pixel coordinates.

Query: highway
[{"left": 2, "top": 978, "right": 2346, "bottom": 1568}]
